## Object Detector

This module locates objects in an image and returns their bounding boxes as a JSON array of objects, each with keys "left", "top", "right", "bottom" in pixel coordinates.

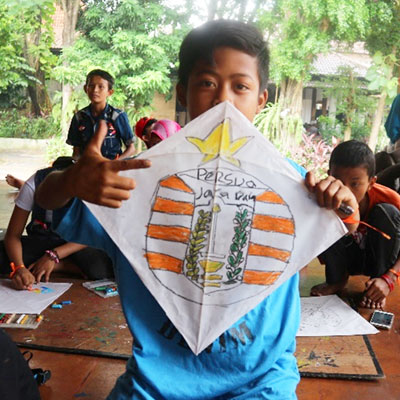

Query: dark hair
[
  {"left": 330, "top": 140, "right": 375, "bottom": 178},
  {"left": 178, "top": 19, "right": 269, "bottom": 92},
  {"left": 145, "top": 118, "right": 157, "bottom": 130},
  {"left": 52, "top": 156, "right": 74, "bottom": 170},
  {"left": 85, "top": 69, "right": 115, "bottom": 89}
]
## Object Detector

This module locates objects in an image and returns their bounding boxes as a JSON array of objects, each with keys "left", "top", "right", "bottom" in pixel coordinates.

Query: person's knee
[{"left": 72, "top": 248, "right": 114, "bottom": 280}]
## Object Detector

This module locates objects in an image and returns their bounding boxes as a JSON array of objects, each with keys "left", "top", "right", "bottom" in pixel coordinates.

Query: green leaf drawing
[{"left": 225, "top": 208, "right": 251, "bottom": 284}]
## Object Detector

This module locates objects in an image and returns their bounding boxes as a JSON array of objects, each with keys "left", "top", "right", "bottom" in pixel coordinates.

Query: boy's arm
[
  {"left": 116, "top": 112, "right": 136, "bottom": 159},
  {"left": 305, "top": 171, "right": 360, "bottom": 233},
  {"left": 35, "top": 120, "right": 151, "bottom": 209},
  {"left": 119, "top": 142, "right": 136, "bottom": 159},
  {"left": 5, "top": 206, "right": 36, "bottom": 290},
  {"left": 4, "top": 206, "right": 30, "bottom": 268}
]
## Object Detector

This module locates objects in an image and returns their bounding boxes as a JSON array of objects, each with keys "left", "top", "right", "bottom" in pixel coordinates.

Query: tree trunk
[
  {"left": 368, "top": 92, "right": 388, "bottom": 151},
  {"left": 368, "top": 61, "right": 395, "bottom": 151},
  {"left": 278, "top": 78, "right": 303, "bottom": 116},
  {"left": 277, "top": 78, "right": 304, "bottom": 146},
  {"left": 343, "top": 124, "right": 352, "bottom": 141},
  {"left": 23, "top": 32, "right": 52, "bottom": 116},
  {"left": 60, "top": 0, "right": 80, "bottom": 138}
]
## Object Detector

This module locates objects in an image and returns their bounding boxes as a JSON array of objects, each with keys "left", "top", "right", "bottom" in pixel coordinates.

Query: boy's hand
[
  {"left": 12, "top": 268, "right": 35, "bottom": 290},
  {"left": 305, "top": 172, "right": 359, "bottom": 215},
  {"left": 65, "top": 119, "right": 151, "bottom": 208},
  {"left": 28, "top": 255, "right": 56, "bottom": 283}
]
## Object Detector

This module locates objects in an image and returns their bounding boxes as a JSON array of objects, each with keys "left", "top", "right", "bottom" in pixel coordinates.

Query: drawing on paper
[{"left": 144, "top": 120, "right": 296, "bottom": 305}]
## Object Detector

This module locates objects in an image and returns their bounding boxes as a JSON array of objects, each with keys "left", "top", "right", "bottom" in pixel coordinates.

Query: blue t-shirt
[
  {"left": 67, "top": 104, "right": 133, "bottom": 159},
  {"left": 55, "top": 162, "right": 306, "bottom": 399}
]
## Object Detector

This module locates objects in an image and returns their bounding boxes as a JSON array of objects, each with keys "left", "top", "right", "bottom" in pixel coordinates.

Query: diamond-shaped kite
[{"left": 85, "top": 102, "right": 347, "bottom": 355}]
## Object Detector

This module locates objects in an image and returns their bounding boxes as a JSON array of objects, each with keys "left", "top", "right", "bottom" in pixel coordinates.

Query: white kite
[{"left": 86, "top": 102, "right": 347, "bottom": 354}]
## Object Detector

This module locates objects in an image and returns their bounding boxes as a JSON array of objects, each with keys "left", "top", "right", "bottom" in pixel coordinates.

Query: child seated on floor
[
  {"left": 308, "top": 140, "right": 400, "bottom": 309},
  {"left": 0, "top": 157, "right": 114, "bottom": 290},
  {"left": 35, "top": 20, "right": 358, "bottom": 399}
]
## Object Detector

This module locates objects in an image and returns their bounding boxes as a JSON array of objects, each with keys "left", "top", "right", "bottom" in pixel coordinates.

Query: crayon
[
  {"left": 61, "top": 300, "right": 72, "bottom": 305},
  {"left": 0, "top": 313, "right": 6, "bottom": 322},
  {"left": 94, "top": 286, "right": 108, "bottom": 291},
  {"left": 16, "top": 314, "right": 25, "bottom": 324},
  {"left": 6, "top": 314, "right": 15, "bottom": 324},
  {"left": 20, "top": 315, "right": 29, "bottom": 325},
  {"left": 36, "top": 315, "right": 44, "bottom": 323},
  {"left": 51, "top": 303, "right": 62, "bottom": 309},
  {"left": 105, "top": 287, "right": 117, "bottom": 294}
]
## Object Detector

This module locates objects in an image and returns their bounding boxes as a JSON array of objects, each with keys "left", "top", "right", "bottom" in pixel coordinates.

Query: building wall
[{"left": 150, "top": 91, "right": 177, "bottom": 121}]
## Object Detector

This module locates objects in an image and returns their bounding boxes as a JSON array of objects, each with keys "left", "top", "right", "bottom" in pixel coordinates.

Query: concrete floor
[{"left": 0, "top": 139, "right": 48, "bottom": 229}]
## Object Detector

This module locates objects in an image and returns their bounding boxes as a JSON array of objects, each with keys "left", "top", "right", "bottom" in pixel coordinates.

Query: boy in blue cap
[{"left": 36, "top": 20, "right": 358, "bottom": 399}]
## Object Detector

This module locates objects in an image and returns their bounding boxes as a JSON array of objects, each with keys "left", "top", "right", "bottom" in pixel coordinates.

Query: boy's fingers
[
  {"left": 86, "top": 120, "right": 109, "bottom": 153},
  {"left": 305, "top": 171, "right": 316, "bottom": 191},
  {"left": 44, "top": 271, "right": 51, "bottom": 282},
  {"left": 110, "top": 158, "right": 152, "bottom": 172},
  {"left": 36, "top": 271, "right": 44, "bottom": 283}
]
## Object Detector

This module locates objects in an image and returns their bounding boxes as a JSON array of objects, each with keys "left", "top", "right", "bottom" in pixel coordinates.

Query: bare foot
[
  {"left": 359, "top": 295, "right": 386, "bottom": 310},
  {"left": 5, "top": 174, "right": 24, "bottom": 190},
  {"left": 310, "top": 281, "right": 347, "bottom": 296}
]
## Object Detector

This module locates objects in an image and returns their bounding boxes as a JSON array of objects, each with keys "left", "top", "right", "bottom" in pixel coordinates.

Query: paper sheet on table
[
  {"left": 86, "top": 102, "right": 348, "bottom": 354},
  {"left": 0, "top": 280, "right": 72, "bottom": 314},
  {"left": 297, "top": 295, "right": 379, "bottom": 336}
]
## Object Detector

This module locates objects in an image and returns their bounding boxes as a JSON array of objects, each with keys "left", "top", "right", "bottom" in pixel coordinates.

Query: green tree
[
  {"left": 365, "top": 0, "right": 400, "bottom": 151},
  {"left": 1, "top": 0, "right": 57, "bottom": 116},
  {"left": 258, "top": 0, "right": 369, "bottom": 142},
  {"left": 58, "top": 0, "right": 81, "bottom": 136},
  {"left": 53, "top": 0, "right": 189, "bottom": 127},
  {"left": 317, "top": 66, "right": 377, "bottom": 142}
]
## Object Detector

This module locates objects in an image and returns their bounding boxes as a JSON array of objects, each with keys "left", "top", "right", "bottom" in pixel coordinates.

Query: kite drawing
[
  {"left": 297, "top": 295, "right": 378, "bottom": 336},
  {"left": 86, "top": 102, "right": 348, "bottom": 354}
]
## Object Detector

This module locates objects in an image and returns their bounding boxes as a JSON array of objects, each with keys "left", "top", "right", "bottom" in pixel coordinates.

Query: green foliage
[
  {"left": 253, "top": 102, "right": 303, "bottom": 151},
  {"left": 259, "top": 0, "right": 369, "bottom": 84},
  {"left": 45, "top": 136, "right": 71, "bottom": 163},
  {"left": 0, "top": 0, "right": 56, "bottom": 94},
  {"left": 316, "top": 65, "right": 378, "bottom": 141},
  {"left": 52, "top": 0, "right": 190, "bottom": 121},
  {"left": 366, "top": 1, "right": 400, "bottom": 56},
  {"left": 0, "top": 110, "right": 60, "bottom": 139},
  {"left": 366, "top": 52, "right": 399, "bottom": 102}
]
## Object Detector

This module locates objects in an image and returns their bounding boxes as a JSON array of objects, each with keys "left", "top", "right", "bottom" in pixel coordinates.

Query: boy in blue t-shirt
[
  {"left": 36, "top": 20, "right": 358, "bottom": 399},
  {"left": 67, "top": 69, "right": 135, "bottom": 160}
]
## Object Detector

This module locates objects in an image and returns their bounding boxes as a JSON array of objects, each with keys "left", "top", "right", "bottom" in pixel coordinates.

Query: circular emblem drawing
[{"left": 145, "top": 166, "right": 295, "bottom": 306}]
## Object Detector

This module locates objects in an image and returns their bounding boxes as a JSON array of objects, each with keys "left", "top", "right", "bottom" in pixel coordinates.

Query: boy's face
[
  {"left": 143, "top": 132, "right": 162, "bottom": 149},
  {"left": 84, "top": 75, "right": 113, "bottom": 106},
  {"left": 177, "top": 46, "right": 268, "bottom": 122},
  {"left": 329, "top": 165, "right": 376, "bottom": 204}
]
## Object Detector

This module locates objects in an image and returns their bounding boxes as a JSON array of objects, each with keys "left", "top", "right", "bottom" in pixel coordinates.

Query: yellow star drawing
[{"left": 186, "top": 119, "right": 252, "bottom": 166}]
